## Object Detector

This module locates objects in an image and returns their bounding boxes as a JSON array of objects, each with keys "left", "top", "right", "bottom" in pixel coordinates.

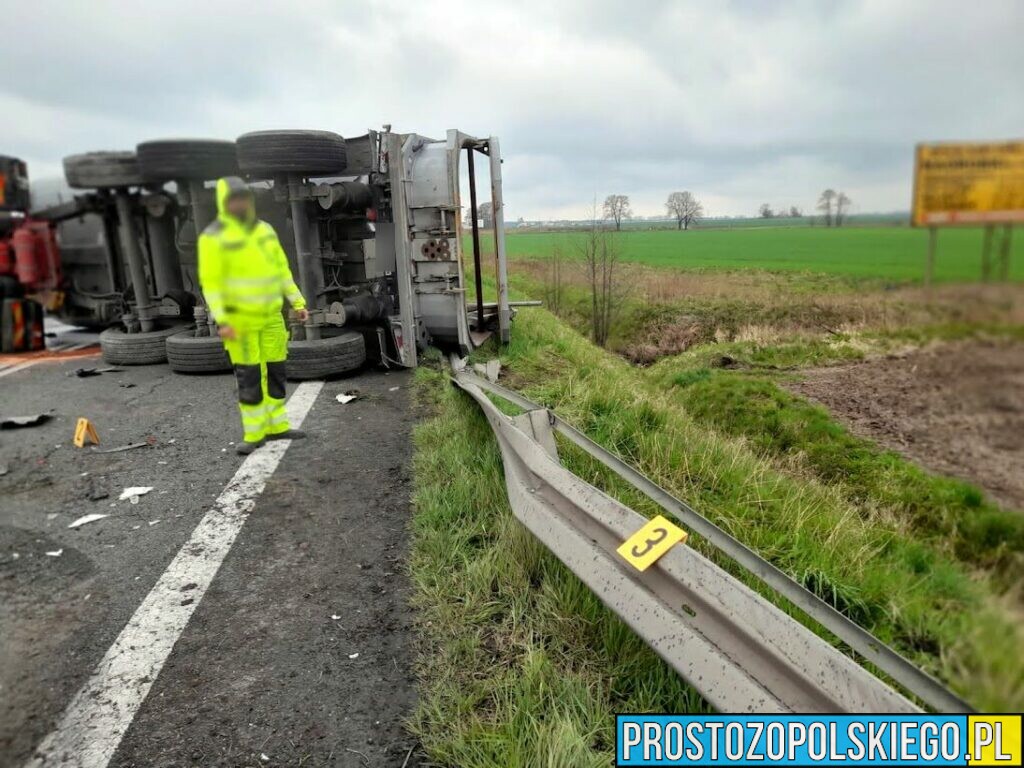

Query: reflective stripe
[
  {"left": 226, "top": 291, "right": 283, "bottom": 303},
  {"left": 241, "top": 403, "right": 271, "bottom": 420},
  {"left": 226, "top": 277, "right": 280, "bottom": 287}
]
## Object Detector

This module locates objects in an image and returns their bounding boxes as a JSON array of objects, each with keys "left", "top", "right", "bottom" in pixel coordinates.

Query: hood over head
[{"left": 215, "top": 176, "right": 255, "bottom": 225}]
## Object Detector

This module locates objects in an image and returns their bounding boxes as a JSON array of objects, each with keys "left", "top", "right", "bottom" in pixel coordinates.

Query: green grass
[
  {"left": 497, "top": 226, "right": 1024, "bottom": 283},
  {"left": 410, "top": 309, "right": 1024, "bottom": 766},
  {"left": 649, "top": 365, "right": 1024, "bottom": 577}
]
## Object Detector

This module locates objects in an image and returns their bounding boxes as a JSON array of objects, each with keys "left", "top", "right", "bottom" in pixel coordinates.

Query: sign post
[
  {"left": 925, "top": 226, "right": 937, "bottom": 289},
  {"left": 999, "top": 224, "right": 1013, "bottom": 281},
  {"left": 912, "top": 140, "right": 1023, "bottom": 283}
]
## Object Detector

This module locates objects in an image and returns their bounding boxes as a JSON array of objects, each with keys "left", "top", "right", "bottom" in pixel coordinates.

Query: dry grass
[{"left": 511, "top": 257, "right": 1024, "bottom": 365}]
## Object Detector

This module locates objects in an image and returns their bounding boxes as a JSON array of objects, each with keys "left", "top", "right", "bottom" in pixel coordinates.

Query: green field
[{"left": 497, "top": 226, "right": 1023, "bottom": 283}]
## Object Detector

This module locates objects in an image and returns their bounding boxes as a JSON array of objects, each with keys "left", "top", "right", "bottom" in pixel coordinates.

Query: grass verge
[
  {"left": 648, "top": 364, "right": 1024, "bottom": 577},
  {"left": 410, "top": 310, "right": 1024, "bottom": 766}
]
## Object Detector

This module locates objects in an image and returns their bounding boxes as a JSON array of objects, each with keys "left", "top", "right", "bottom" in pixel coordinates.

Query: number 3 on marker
[{"left": 617, "top": 515, "right": 688, "bottom": 571}]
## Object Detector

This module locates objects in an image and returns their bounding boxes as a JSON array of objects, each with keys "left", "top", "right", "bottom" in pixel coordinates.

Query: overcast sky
[{"left": 2, "top": 0, "right": 1021, "bottom": 220}]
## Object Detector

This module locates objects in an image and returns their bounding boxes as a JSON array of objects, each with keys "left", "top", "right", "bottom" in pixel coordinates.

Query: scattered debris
[
  {"left": 261, "top": 754, "right": 270, "bottom": 763},
  {"left": 69, "top": 366, "right": 122, "bottom": 377},
  {"left": 0, "top": 463, "right": 8, "bottom": 476},
  {"left": 91, "top": 442, "right": 149, "bottom": 455},
  {"left": 119, "top": 382, "right": 136, "bottom": 389},
  {"left": 348, "top": 652, "right": 360, "bottom": 660},
  {"left": 87, "top": 484, "right": 109, "bottom": 502},
  {"left": 335, "top": 391, "right": 358, "bottom": 404},
  {"left": 148, "top": 520, "right": 160, "bottom": 526},
  {"left": 119, "top": 486, "right": 153, "bottom": 502},
  {"left": 331, "top": 614, "right": 341, "bottom": 620},
  {"left": 1, "top": 414, "right": 50, "bottom": 430},
  {"left": 68, "top": 513, "right": 108, "bottom": 529},
  {"left": 45, "top": 549, "right": 63, "bottom": 557},
  {"left": 388, "top": 386, "right": 400, "bottom": 392}
]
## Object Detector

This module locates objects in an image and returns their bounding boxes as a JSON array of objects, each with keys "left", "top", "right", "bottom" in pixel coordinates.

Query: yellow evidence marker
[
  {"left": 617, "top": 515, "right": 688, "bottom": 572},
  {"left": 73, "top": 417, "right": 100, "bottom": 448}
]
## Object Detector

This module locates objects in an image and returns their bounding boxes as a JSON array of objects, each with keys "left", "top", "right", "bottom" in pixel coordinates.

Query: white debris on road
[
  {"left": 68, "top": 513, "right": 109, "bottom": 529},
  {"left": 119, "top": 486, "right": 153, "bottom": 503}
]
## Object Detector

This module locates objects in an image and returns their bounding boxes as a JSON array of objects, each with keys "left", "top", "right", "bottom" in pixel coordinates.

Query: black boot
[
  {"left": 266, "top": 429, "right": 306, "bottom": 441},
  {"left": 236, "top": 439, "right": 265, "bottom": 455}
]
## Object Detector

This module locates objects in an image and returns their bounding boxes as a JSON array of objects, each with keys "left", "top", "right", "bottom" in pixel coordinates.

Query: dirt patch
[{"left": 788, "top": 340, "right": 1024, "bottom": 511}]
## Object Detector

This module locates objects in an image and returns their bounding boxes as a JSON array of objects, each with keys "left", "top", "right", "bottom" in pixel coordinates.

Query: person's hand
[
  {"left": 295, "top": 308, "right": 310, "bottom": 322},
  {"left": 218, "top": 325, "right": 237, "bottom": 341}
]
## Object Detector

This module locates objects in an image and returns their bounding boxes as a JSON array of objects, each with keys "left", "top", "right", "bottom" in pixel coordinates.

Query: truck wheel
[
  {"left": 166, "top": 330, "right": 232, "bottom": 373},
  {"left": 286, "top": 331, "right": 365, "bottom": 380},
  {"left": 63, "top": 152, "right": 143, "bottom": 189},
  {"left": 99, "top": 325, "right": 185, "bottom": 365},
  {"left": 136, "top": 139, "right": 238, "bottom": 182},
  {"left": 237, "top": 130, "right": 347, "bottom": 177}
]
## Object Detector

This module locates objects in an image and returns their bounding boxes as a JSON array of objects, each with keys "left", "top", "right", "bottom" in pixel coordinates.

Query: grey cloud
[{"left": 1, "top": 0, "right": 1020, "bottom": 219}]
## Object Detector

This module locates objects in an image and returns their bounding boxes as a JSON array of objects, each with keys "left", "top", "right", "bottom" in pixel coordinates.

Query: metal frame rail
[{"left": 451, "top": 364, "right": 971, "bottom": 713}]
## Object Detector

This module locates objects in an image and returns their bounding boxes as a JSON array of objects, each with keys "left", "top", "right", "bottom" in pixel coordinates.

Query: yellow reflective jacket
[{"left": 198, "top": 177, "right": 305, "bottom": 328}]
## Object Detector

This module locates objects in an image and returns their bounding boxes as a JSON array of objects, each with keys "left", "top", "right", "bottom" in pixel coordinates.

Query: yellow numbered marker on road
[
  {"left": 617, "top": 515, "right": 688, "bottom": 572},
  {"left": 73, "top": 417, "right": 100, "bottom": 448}
]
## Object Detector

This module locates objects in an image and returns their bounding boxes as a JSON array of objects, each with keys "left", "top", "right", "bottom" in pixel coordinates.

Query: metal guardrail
[{"left": 451, "top": 363, "right": 971, "bottom": 713}]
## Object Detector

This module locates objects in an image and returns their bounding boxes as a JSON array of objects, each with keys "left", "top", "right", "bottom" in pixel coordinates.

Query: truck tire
[
  {"left": 63, "top": 152, "right": 143, "bottom": 189},
  {"left": 99, "top": 325, "right": 185, "bottom": 365},
  {"left": 166, "top": 330, "right": 232, "bottom": 373},
  {"left": 286, "top": 331, "right": 365, "bottom": 380},
  {"left": 136, "top": 139, "right": 238, "bottom": 182},
  {"left": 237, "top": 130, "right": 347, "bottom": 177}
]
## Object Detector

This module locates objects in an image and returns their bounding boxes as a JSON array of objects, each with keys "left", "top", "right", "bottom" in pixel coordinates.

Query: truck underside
[{"left": 1, "top": 128, "right": 512, "bottom": 376}]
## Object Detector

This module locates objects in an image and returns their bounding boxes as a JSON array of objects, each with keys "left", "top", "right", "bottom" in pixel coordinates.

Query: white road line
[
  {"left": 25, "top": 381, "right": 324, "bottom": 768},
  {"left": 0, "top": 342, "right": 96, "bottom": 380}
]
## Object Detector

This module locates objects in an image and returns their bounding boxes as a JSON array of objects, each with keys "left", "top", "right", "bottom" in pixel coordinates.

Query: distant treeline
[{"left": 509, "top": 212, "right": 910, "bottom": 233}]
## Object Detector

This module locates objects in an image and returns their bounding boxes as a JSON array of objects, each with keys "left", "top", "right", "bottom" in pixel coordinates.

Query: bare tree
[
  {"left": 544, "top": 246, "right": 567, "bottom": 317},
  {"left": 602, "top": 194, "right": 632, "bottom": 231},
  {"left": 834, "top": 192, "right": 851, "bottom": 226},
  {"left": 478, "top": 201, "right": 493, "bottom": 228},
  {"left": 578, "top": 206, "right": 627, "bottom": 347},
  {"left": 817, "top": 189, "right": 836, "bottom": 227},
  {"left": 665, "top": 191, "right": 704, "bottom": 230},
  {"left": 759, "top": 203, "right": 774, "bottom": 218}
]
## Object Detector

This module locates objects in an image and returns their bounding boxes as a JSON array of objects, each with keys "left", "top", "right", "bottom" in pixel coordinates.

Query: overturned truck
[{"left": 54, "top": 127, "right": 511, "bottom": 377}]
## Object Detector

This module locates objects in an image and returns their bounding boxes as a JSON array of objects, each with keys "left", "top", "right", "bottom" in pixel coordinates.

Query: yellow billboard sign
[{"left": 912, "top": 140, "right": 1024, "bottom": 226}]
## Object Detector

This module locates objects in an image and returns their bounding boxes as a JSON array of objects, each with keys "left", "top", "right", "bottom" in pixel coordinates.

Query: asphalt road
[{"left": 0, "top": 330, "right": 421, "bottom": 767}]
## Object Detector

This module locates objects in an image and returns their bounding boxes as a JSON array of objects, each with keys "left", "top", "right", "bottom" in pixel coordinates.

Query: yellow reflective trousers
[{"left": 223, "top": 316, "right": 290, "bottom": 444}]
